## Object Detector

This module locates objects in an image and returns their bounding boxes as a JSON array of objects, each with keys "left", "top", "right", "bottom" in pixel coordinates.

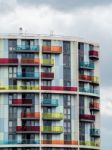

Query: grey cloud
[
  {"left": 0, "top": 0, "right": 16, "bottom": 14},
  {"left": 18, "top": 0, "right": 112, "bottom": 11},
  {"left": 101, "top": 114, "right": 112, "bottom": 150}
]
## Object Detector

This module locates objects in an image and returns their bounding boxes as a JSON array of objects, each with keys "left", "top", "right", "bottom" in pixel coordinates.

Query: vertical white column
[
  {"left": 39, "top": 38, "right": 42, "bottom": 150},
  {"left": 76, "top": 41, "right": 80, "bottom": 150}
]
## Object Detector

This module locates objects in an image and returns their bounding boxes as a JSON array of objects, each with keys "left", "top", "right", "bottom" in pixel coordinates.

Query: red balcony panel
[
  {"left": 89, "top": 50, "right": 99, "bottom": 59},
  {"left": 41, "top": 72, "right": 54, "bottom": 79},
  {"left": 0, "top": 58, "right": 18, "bottom": 64},
  {"left": 16, "top": 126, "right": 40, "bottom": 132},
  {"left": 79, "top": 75, "right": 92, "bottom": 81},
  {"left": 80, "top": 114, "right": 95, "bottom": 121},
  {"left": 41, "top": 86, "right": 77, "bottom": 91},
  {"left": 12, "top": 99, "right": 32, "bottom": 105},
  {"left": 90, "top": 102, "right": 100, "bottom": 110}
]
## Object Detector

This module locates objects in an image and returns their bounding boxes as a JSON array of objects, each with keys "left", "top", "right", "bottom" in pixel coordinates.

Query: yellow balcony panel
[
  {"left": 0, "top": 85, "right": 40, "bottom": 90},
  {"left": 42, "top": 113, "right": 63, "bottom": 120},
  {"left": 91, "top": 76, "right": 99, "bottom": 84},
  {"left": 41, "top": 126, "right": 63, "bottom": 133},
  {"left": 80, "top": 141, "right": 100, "bottom": 147},
  {"left": 41, "top": 59, "right": 54, "bottom": 66}
]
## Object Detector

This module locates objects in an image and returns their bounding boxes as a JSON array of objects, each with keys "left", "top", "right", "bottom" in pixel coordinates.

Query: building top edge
[{"left": 0, "top": 33, "right": 99, "bottom": 46}]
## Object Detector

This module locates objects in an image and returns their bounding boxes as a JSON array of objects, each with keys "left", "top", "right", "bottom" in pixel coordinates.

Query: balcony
[
  {"left": 90, "top": 102, "right": 100, "bottom": 111},
  {"left": 89, "top": 50, "right": 99, "bottom": 60},
  {"left": 41, "top": 99, "right": 58, "bottom": 107},
  {"left": 21, "top": 112, "right": 40, "bottom": 119},
  {"left": 79, "top": 62, "right": 94, "bottom": 69},
  {"left": 0, "top": 140, "right": 39, "bottom": 144},
  {"left": 79, "top": 75, "right": 99, "bottom": 84},
  {"left": 0, "top": 85, "right": 40, "bottom": 90},
  {"left": 91, "top": 76, "right": 99, "bottom": 84},
  {"left": 16, "top": 126, "right": 40, "bottom": 133},
  {"left": 41, "top": 126, "right": 63, "bottom": 133},
  {"left": 64, "top": 140, "right": 78, "bottom": 145},
  {"left": 42, "top": 113, "right": 63, "bottom": 120},
  {"left": 41, "top": 72, "right": 54, "bottom": 80},
  {"left": 79, "top": 74, "right": 91, "bottom": 82},
  {"left": 41, "top": 140, "right": 64, "bottom": 144},
  {"left": 0, "top": 58, "right": 18, "bottom": 65},
  {"left": 79, "top": 114, "right": 95, "bottom": 122},
  {"left": 41, "top": 86, "right": 77, "bottom": 91},
  {"left": 79, "top": 87, "right": 99, "bottom": 95},
  {"left": 42, "top": 46, "right": 62, "bottom": 54},
  {"left": 16, "top": 45, "right": 39, "bottom": 52},
  {"left": 16, "top": 72, "right": 39, "bottom": 79},
  {"left": 90, "top": 128, "right": 100, "bottom": 137},
  {"left": 11, "top": 99, "right": 32, "bottom": 106},
  {"left": 41, "top": 140, "right": 78, "bottom": 145},
  {"left": 21, "top": 58, "right": 40, "bottom": 65},
  {"left": 41, "top": 59, "right": 54, "bottom": 66},
  {"left": 80, "top": 141, "right": 100, "bottom": 147}
]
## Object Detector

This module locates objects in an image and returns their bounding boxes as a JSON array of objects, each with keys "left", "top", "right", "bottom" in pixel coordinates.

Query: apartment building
[{"left": 0, "top": 33, "right": 100, "bottom": 150}]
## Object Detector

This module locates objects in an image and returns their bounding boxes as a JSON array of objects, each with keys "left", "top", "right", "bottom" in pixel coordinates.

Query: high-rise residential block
[{"left": 0, "top": 33, "right": 100, "bottom": 150}]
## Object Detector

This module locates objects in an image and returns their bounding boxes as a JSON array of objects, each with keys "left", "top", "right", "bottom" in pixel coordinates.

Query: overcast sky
[{"left": 0, "top": 0, "right": 112, "bottom": 149}]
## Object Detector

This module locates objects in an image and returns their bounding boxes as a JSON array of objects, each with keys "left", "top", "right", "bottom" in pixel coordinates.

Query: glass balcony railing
[
  {"left": 17, "top": 45, "right": 39, "bottom": 51},
  {"left": 90, "top": 128, "right": 100, "bottom": 137},
  {"left": 0, "top": 140, "right": 40, "bottom": 144},
  {"left": 0, "top": 85, "right": 40, "bottom": 90},
  {"left": 90, "top": 102, "right": 100, "bottom": 111},
  {"left": 79, "top": 75, "right": 99, "bottom": 84},
  {"left": 16, "top": 126, "right": 40, "bottom": 132},
  {"left": 42, "top": 113, "right": 63, "bottom": 120},
  {"left": 91, "top": 76, "right": 99, "bottom": 84},
  {"left": 41, "top": 140, "right": 78, "bottom": 145},
  {"left": 41, "top": 72, "right": 54, "bottom": 79},
  {"left": 41, "top": 99, "right": 58, "bottom": 107},
  {"left": 21, "top": 58, "right": 40, "bottom": 64},
  {"left": 21, "top": 112, "right": 40, "bottom": 119},
  {"left": 42, "top": 46, "right": 62, "bottom": 53},
  {"left": 0, "top": 58, "right": 18, "bottom": 64},
  {"left": 41, "top": 86, "right": 77, "bottom": 91},
  {"left": 79, "top": 62, "right": 94, "bottom": 69},
  {"left": 41, "top": 126, "right": 63, "bottom": 133},
  {"left": 80, "top": 141, "right": 100, "bottom": 147},
  {"left": 79, "top": 87, "right": 99, "bottom": 95},
  {"left": 16, "top": 72, "right": 39, "bottom": 78},
  {"left": 41, "top": 59, "right": 54, "bottom": 66},
  {"left": 89, "top": 50, "right": 99, "bottom": 60},
  {"left": 11, "top": 99, "right": 32, "bottom": 105},
  {"left": 79, "top": 114, "right": 95, "bottom": 122}
]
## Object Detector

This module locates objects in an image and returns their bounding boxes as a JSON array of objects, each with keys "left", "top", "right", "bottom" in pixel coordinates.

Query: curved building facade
[{"left": 0, "top": 34, "right": 100, "bottom": 150}]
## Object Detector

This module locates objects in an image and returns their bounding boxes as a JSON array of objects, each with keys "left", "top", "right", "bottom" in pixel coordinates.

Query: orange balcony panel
[
  {"left": 90, "top": 102, "right": 100, "bottom": 110},
  {"left": 42, "top": 46, "right": 62, "bottom": 53},
  {"left": 21, "top": 112, "right": 40, "bottom": 118},
  {"left": 64, "top": 140, "right": 78, "bottom": 145},
  {"left": 21, "top": 58, "right": 40, "bottom": 64},
  {"left": 41, "top": 140, "right": 64, "bottom": 144},
  {"left": 41, "top": 140, "right": 78, "bottom": 145}
]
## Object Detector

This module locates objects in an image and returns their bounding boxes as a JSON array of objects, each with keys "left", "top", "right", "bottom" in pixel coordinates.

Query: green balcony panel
[
  {"left": 41, "top": 126, "right": 63, "bottom": 133},
  {"left": 16, "top": 72, "right": 39, "bottom": 78},
  {"left": 80, "top": 62, "right": 94, "bottom": 69},
  {"left": 42, "top": 99, "right": 58, "bottom": 107},
  {"left": 90, "top": 128, "right": 100, "bottom": 137},
  {"left": 42, "top": 113, "right": 63, "bottom": 120},
  {"left": 80, "top": 141, "right": 100, "bottom": 147},
  {"left": 17, "top": 45, "right": 39, "bottom": 51},
  {"left": 79, "top": 87, "right": 99, "bottom": 95}
]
